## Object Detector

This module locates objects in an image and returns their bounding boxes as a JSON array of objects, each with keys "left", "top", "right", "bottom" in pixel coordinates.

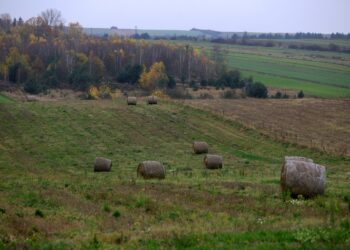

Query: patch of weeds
[
  {"left": 207, "top": 186, "right": 223, "bottom": 195},
  {"left": 38, "top": 178, "right": 50, "bottom": 189},
  {"left": 102, "top": 203, "right": 110, "bottom": 212},
  {"left": 293, "top": 211, "right": 301, "bottom": 219},
  {"left": 171, "top": 233, "right": 199, "bottom": 248},
  {"left": 294, "top": 229, "right": 323, "bottom": 244},
  {"left": 15, "top": 211, "right": 24, "bottom": 218},
  {"left": 25, "top": 242, "right": 70, "bottom": 250},
  {"left": 239, "top": 167, "right": 245, "bottom": 177},
  {"left": 99, "top": 232, "right": 128, "bottom": 245},
  {"left": 82, "top": 235, "right": 101, "bottom": 250},
  {"left": 23, "top": 192, "right": 42, "bottom": 207},
  {"left": 113, "top": 210, "right": 121, "bottom": 218},
  {"left": 326, "top": 198, "right": 340, "bottom": 225},
  {"left": 340, "top": 219, "right": 350, "bottom": 230},
  {"left": 201, "top": 171, "right": 209, "bottom": 178},
  {"left": 281, "top": 190, "right": 292, "bottom": 202},
  {"left": 135, "top": 195, "right": 150, "bottom": 208},
  {"left": 168, "top": 211, "right": 180, "bottom": 220},
  {"left": 85, "top": 194, "right": 92, "bottom": 200},
  {"left": 314, "top": 196, "right": 326, "bottom": 209},
  {"left": 343, "top": 195, "right": 350, "bottom": 212},
  {"left": 20, "top": 192, "right": 56, "bottom": 209},
  {"left": 35, "top": 209, "right": 44, "bottom": 218}
]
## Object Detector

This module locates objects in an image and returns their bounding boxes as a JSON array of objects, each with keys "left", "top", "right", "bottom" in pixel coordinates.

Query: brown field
[{"left": 184, "top": 98, "right": 350, "bottom": 156}]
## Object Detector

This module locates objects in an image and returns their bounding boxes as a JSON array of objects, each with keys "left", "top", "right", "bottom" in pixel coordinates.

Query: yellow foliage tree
[
  {"left": 88, "top": 85, "right": 99, "bottom": 99},
  {"left": 139, "top": 62, "right": 169, "bottom": 90}
]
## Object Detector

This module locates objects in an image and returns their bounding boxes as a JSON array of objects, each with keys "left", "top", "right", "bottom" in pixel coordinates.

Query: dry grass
[{"left": 184, "top": 98, "right": 350, "bottom": 156}]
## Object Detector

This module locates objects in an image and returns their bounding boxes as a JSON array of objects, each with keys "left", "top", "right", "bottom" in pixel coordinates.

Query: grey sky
[{"left": 1, "top": 0, "right": 349, "bottom": 33}]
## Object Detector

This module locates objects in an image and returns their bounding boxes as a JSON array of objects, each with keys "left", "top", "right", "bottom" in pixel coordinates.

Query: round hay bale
[
  {"left": 26, "top": 95, "right": 38, "bottom": 102},
  {"left": 193, "top": 141, "right": 209, "bottom": 154},
  {"left": 147, "top": 96, "right": 158, "bottom": 105},
  {"left": 204, "top": 154, "right": 223, "bottom": 169},
  {"left": 94, "top": 157, "right": 112, "bottom": 172},
  {"left": 137, "top": 161, "right": 165, "bottom": 179},
  {"left": 127, "top": 96, "right": 137, "bottom": 105},
  {"left": 281, "top": 156, "right": 326, "bottom": 198}
]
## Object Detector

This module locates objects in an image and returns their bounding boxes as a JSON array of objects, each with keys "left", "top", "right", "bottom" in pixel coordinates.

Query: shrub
[
  {"left": 245, "top": 82, "right": 268, "bottom": 98},
  {"left": 200, "top": 79, "right": 208, "bottom": 86},
  {"left": 35, "top": 209, "right": 44, "bottom": 218},
  {"left": 87, "top": 86, "right": 99, "bottom": 99},
  {"left": 221, "top": 89, "right": 237, "bottom": 99},
  {"left": 282, "top": 93, "right": 289, "bottom": 99},
  {"left": 166, "top": 88, "right": 192, "bottom": 99},
  {"left": 139, "top": 62, "right": 169, "bottom": 90},
  {"left": 98, "top": 84, "right": 112, "bottom": 99},
  {"left": 151, "top": 90, "right": 168, "bottom": 99},
  {"left": 274, "top": 91, "right": 282, "bottom": 99},
  {"left": 190, "top": 80, "right": 199, "bottom": 91},
  {"left": 103, "top": 203, "right": 111, "bottom": 212},
  {"left": 117, "top": 64, "right": 142, "bottom": 84},
  {"left": 198, "top": 93, "right": 213, "bottom": 99},
  {"left": 297, "top": 90, "right": 304, "bottom": 98},
  {"left": 167, "top": 75, "right": 176, "bottom": 89},
  {"left": 24, "top": 81, "right": 44, "bottom": 94},
  {"left": 217, "top": 70, "right": 243, "bottom": 88},
  {"left": 113, "top": 210, "right": 121, "bottom": 218}
]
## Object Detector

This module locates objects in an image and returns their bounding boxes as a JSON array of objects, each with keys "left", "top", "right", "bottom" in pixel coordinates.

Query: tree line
[
  {"left": 0, "top": 10, "right": 220, "bottom": 93},
  {"left": 0, "top": 10, "right": 273, "bottom": 99},
  {"left": 211, "top": 37, "right": 350, "bottom": 53}
]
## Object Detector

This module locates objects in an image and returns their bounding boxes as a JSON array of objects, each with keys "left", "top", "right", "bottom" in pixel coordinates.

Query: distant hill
[
  {"left": 82, "top": 27, "right": 235, "bottom": 38},
  {"left": 190, "top": 28, "right": 222, "bottom": 38}
]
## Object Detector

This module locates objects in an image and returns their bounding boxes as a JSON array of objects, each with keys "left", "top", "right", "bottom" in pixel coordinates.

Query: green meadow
[
  {"left": 174, "top": 41, "right": 350, "bottom": 98},
  {"left": 0, "top": 98, "right": 349, "bottom": 249}
]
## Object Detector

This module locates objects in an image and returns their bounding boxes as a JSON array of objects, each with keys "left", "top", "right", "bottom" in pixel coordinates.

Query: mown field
[
  {"left": 0, "top": 96, "right": 350, "bottom": 249},
  {"left": 173, "top": 41, "right": 350, "bottom": 98},
  {"left": 184, "top": 98, "right": 350, "bottom": 156}
]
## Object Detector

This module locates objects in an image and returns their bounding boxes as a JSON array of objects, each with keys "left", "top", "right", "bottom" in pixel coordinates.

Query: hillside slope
[{"left": 0, "top": 99, "right": 349, "bottom": 249}]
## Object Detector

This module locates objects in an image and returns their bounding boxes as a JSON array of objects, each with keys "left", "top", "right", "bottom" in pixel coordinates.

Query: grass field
[
  {"left": 0, "top": 98, "right": 350, "bottom": 249},
  {"left": 173, "top": 41, "right": 350, "bottom": 98},
  {"left": 0, "top": 94, "right": 13, "bottom": 104}
]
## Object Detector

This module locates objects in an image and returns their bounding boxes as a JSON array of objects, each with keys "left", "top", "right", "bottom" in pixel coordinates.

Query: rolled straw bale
[
  {"left": 94, "top": 157, "right": 112, "bottom": 172},
  {"left": 137, "top": 161, "right": 165, "bottom": 179},
  {"left": 193, "top": 141, "right": 209, "bottom": 154},
  {"left": 281, "top": 156, "right": 326, "bottom": 197},
  {"left": 26, "top": 95, "right": 38, "bottom": 102},
  {"left": 204, "top": 154, "right": 223, "bottom": 169},
  {"left": 127, "top": 96, "right": 137, "bottom": 105},
  {"left": 147, "top": 95, "right": 158, "bottom": 105}
]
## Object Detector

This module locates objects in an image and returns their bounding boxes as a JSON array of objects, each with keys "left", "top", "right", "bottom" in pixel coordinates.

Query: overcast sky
[{"left": 1, "top": 0, "right": 349, "bottom": 33}]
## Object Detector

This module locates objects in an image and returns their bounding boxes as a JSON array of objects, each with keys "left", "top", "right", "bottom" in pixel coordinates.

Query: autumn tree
[
  {"left": 40, "top": 9, "right": 63, "bottom": 26},
  {"left": 0, "top": 10, "right": 218, "bottom": 93},
  {"left": 139, "top": 62, "right": 169, "bottom": 90}
]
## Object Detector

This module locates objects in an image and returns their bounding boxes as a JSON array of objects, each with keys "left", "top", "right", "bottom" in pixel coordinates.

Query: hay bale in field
[
  {"left": 284, "top": 156, "right": 313, "bottom": 163},
  {"left": 137, "top": 161, "right": 165, "bottom": 179},
  {"left": 281, "top": 156, "right": 326, "bottom": 198},
  {"left": 127, "top": 96, "right": 137, "bottom": 105},
  {"left": 204, "top": 154, "right": 223, "bottom": 169},
  {"left": 94, "top": 157, "right": 112, "bottom": 172},
  {"left": 26, "top": 95, "right": 38, "bottom": 102},
  {"left": 147, "top": 95, "right": 158, "bottom": 105},
  {"left": 193, "top": 141, "right": 209, "bottom": 154}
]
